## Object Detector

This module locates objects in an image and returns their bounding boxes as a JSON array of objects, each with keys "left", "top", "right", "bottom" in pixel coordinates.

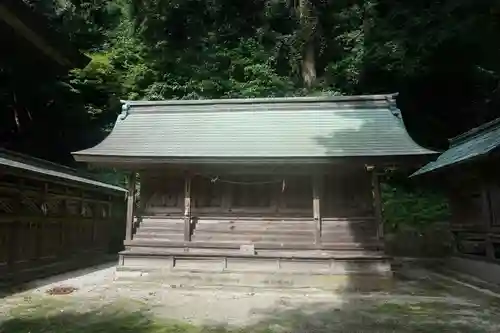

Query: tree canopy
[{"left": 2, "top": 0, "right": 500, "bottom": 164}]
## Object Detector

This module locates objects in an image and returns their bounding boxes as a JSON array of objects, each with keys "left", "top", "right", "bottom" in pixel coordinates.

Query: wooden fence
[{"left": 0, "top": 149, "right": 126, "bottom": 285}]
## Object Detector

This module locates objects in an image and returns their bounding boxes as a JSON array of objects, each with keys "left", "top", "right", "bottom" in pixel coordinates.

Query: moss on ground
[{"left": 2, "top": 297, "right": 499, "bottom": 333}]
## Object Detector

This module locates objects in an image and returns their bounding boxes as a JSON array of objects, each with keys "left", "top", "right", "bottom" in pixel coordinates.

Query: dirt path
[{"left": 1, "top": 263, "right": 500, "bottom": 332}]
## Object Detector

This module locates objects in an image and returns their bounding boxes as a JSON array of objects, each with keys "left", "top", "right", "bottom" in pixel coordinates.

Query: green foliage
[
  {"left": 26, "top": 0, "right": 500, "bottom": 141},
  {"left": 382, "top": 183, "right": 451, "bottom": 231}
]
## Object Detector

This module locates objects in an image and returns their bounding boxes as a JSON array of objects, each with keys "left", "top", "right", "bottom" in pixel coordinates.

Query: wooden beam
[
  {"left": 371, "top": 171, "right": 383, "bottom": 240},
  {"left": 125, "top": 172, "right": 136, "bottom": 241},
  {"left": 312, "top": 176, "right": 322, "bottom": 244},
  {"left": 184, "top": 176, "right": 192, "bottom": 241}
]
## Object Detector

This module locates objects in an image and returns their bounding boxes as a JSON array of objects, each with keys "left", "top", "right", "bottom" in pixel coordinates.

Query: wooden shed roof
[
  {"left": 0, "top": 0, "right": 90, "bottom": 69},
  {"left": 73, "top": 94, "right": 436, "bottom": 165},
  {"left": 412, "top": 117, "right": 500, "bottom": 176},
  {"left": 0, "top": 149, "right": 125, "bottom": 193}
]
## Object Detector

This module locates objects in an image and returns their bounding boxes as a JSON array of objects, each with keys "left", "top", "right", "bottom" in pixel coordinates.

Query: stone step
[
  {"left": 116, "top": 250, "right": 393, "bottom": 292},
  {"left": 119, "top": 249, "right": 391, "bottom": 273},
  {"left": 124, "top": 246, "right": 386, "bottom": 258},
  {"left": 115, "top": 268, "right": 393, "bottom": 292},
  {"left": 121, "top": 247, "right": 388, "bottom": 259}
]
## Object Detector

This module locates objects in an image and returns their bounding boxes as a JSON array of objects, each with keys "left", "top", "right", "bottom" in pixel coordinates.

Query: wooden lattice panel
[
  {"left": 45, "top": 197, "right": 64, "bottom": 216},
  {"left": 0, "top": 196, "right": 14, "bottom": 214},
  {"left": 66, "top": 199, "right": 81, "bottom": 216},
  {"left": 20, "top": 195, "right": 43, "bottom": 216},
  {"left": 82, "top": 202, "right": 94, "bottom": 218}
]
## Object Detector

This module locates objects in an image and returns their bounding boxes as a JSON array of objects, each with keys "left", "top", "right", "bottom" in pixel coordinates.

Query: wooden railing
[{"left": 0, "top": 150, "right": 126, "bottom": 285}]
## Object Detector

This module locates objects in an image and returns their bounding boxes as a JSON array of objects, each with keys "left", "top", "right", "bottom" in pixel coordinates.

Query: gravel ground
[{"left": 1, "top": 263, "right": 500, "bottom": 332}]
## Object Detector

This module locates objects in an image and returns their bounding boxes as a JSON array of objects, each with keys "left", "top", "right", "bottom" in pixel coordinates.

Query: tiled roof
[
  {"left": 412, "top": 118, "right": 500, "bottom": 176},
  {"left": 73, "top": 94, "right": 435, "bottom": 163}
]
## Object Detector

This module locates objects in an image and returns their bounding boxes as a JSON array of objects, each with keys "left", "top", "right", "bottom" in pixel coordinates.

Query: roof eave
[
  {"left": 411, "top": 150, "right": 495, "bottom": 178},
  {"left": 72, "top": 152, "right": 436, "bottom": 169},
  {"left": 0, "top": 149, "right": 126, "bottom": 192}
]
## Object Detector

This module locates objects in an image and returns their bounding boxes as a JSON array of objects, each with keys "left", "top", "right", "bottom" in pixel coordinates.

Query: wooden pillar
[
  {"left": 60, "top": 187, "right": 69, "bottom": 256},
  {"left": 481, "top": 183, "right": 494, "bottom": 259},
  {"left": 184, "top": 176, "right": 192, "bottom": 242},
  {"left": 371, "top": 170, "right": 383, "bottom": 240},
  {"left": 37, "top": 182, "right": 48, "bottom": 261},
  {"left": 8, "top": 178, "right": 23, "bottom": 272},
  {"left": 312, "top": 175, "right": 322, "bottom": 245},
  {"left": 125, "top": 172, "right": 136, "bottom": 242}
]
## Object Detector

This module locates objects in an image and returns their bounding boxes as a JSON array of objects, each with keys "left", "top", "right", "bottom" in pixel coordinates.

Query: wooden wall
[
  {"left": 133, "top": 169, "right": 379, "bottom": 250},
  {"left": 448, "top": 166, "right": 500, "bottom": 261},
  {"left": 139, "top": 170, "right": 374, "bottom": 219},
  {"left": 0, "top": 170, "right": 125, "bottom": 285}
]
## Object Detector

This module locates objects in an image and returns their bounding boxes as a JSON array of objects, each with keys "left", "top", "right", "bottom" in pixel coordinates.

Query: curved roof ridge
[{"left": 121, "top": 93, "right": 398, "bottom": 108}]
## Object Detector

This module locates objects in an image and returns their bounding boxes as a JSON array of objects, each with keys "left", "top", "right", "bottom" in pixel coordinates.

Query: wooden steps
[
  {"left": 192, "top": 217, "right": 316, "bottom": 245},
  {"left": 125, "top": 239, "right": 383, "bottom": 251},
  {"left": 122, "top": 215, "right": 389, "bottom": 284},
  {"left": 129, "top": 215, "right": 383, "bottom": 254},
  {"left": 133, "top": 216, "right": 185, "bottom": 242},
  {"left": 192, "top": 233, "right": 313, "bottom": 243}
]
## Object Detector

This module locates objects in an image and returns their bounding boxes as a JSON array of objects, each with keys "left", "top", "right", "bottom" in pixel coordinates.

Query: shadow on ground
[
  {"left": 0, "top": 260, "right": 117, "bottom": 299},
  {"left": 249, "top": 299, "right": 497, "bottom": 333}
]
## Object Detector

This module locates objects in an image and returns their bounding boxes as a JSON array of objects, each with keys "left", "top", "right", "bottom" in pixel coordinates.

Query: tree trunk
[
  {"left": 302, "top": 40, "right": 316, "bottom": 88},
  {"left": 296, "top": 0, "right": 316, "bottom": 88}
]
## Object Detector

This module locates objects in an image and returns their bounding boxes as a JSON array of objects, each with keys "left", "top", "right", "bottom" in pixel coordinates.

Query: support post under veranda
[
  {"left": 125, "top": 172, "right": 136, "bottom": 242},
  {"left": 184, "top": 175, "right": 192, "bottom": 242}
]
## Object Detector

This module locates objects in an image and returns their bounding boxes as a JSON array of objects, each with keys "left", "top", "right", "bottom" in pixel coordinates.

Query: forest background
[{"left": 4, "top": 0, "right": 500, "bottom": 255}]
